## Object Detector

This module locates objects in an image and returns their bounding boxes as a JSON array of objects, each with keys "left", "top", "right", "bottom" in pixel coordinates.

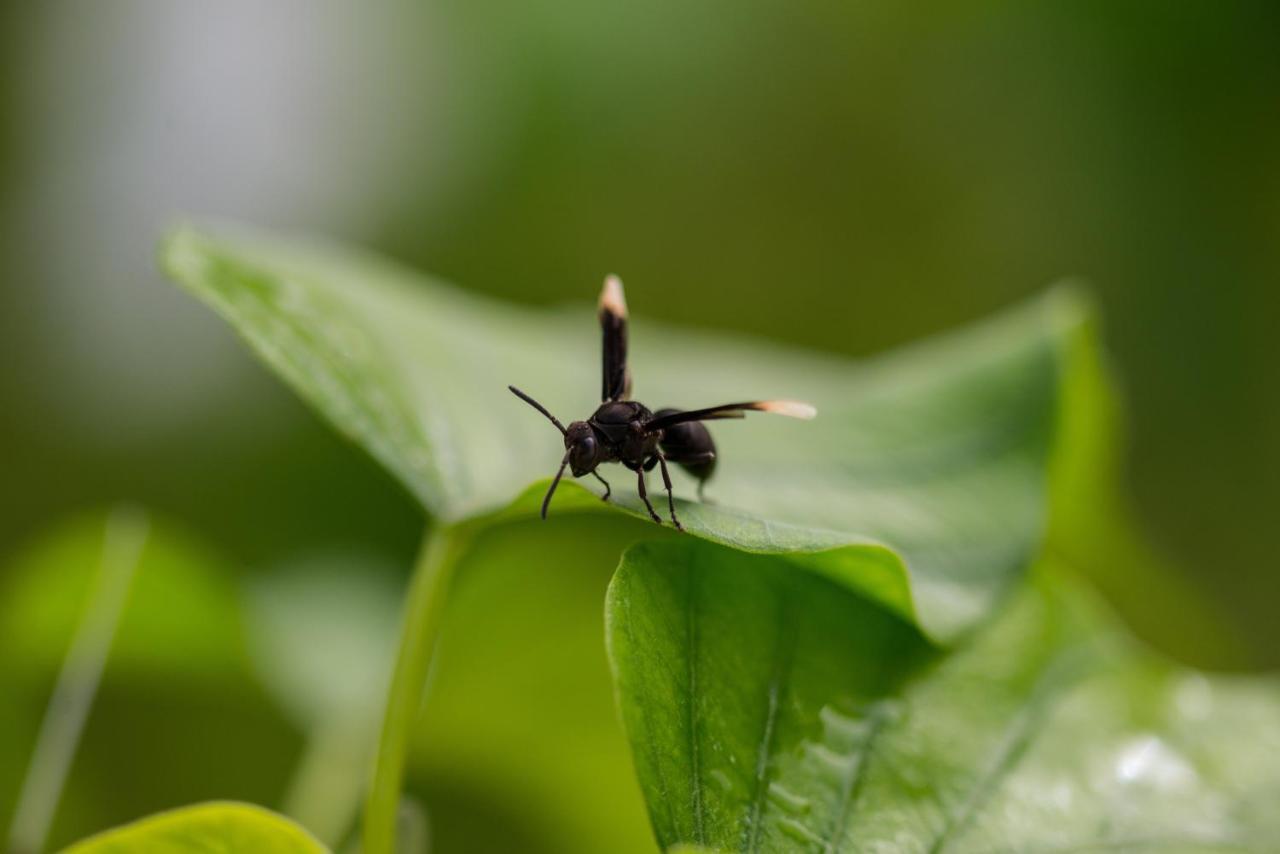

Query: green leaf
[
  {"left": 241, "top": 524, "right": 658, "bottom": 854},
  {"left": 0, "top": 512, "right": 249, "bottom": 681},
  {"left": 242, "top": 556, "right": 403, "bottom": 847},
  {"left": 245, "top": 554, "right": 401, "bottom": 731},
  {"left": 408, "top": 514, "right": 658, "bottom": 853},
  {"left": 0, "top": 511, "right": 299, "bottom": 851},
  {"left": 62, "top": 801, "right": 326, "bottom": 853},
  {"left": 162, "top": 224, "right": 1088, "bottom": 641},
  {"left": 607, "top": 539, "right": 1280, "bottom": 852}
]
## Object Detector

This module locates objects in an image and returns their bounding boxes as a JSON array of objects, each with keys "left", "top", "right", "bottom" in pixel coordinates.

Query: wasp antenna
[
  {"left": 509, "top": 385, "right": 568, "bottom": 435},
  {"left": 756, "top": 400, "right": 817, "bottom": 419},
  {"left": 541, "top": 452, "right": 571, "bottom": 520},
  {"left": 599, "top": 275, "right": 627, "bottom": 320}
]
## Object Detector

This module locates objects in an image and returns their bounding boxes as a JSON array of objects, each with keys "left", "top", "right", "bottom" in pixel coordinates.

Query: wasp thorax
[{"left": 564, "top": 421, "right": 599, "bottom": 476}]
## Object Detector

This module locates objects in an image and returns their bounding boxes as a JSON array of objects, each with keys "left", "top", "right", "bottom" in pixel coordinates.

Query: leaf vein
[
  {"left": 927, "top": 654, "right": 1086, "bottom": 854},
  {"left": 743, "top": 589, "right": 796, "bottom": 853},
  {"left": 824, "top": 704, "right": 891, "bottom": 853},
  {"left": 686, "top": 553, "right": 706, "bottom": 844}
]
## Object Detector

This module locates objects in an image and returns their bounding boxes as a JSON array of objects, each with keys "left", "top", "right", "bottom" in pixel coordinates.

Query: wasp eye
[{"left": 571, "top": 434, "right": 597, "bottom": 472}]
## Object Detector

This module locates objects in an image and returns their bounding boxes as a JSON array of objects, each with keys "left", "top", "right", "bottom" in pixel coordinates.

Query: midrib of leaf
[
  {"left": 684, "top": 556, "right": 706, "bottom": 846},
  {"left": 742, "top": 590, "right": 795, "bottom": 854},
  {"left": 925, "top": 651, "right": 1089, "bottom": 854}
]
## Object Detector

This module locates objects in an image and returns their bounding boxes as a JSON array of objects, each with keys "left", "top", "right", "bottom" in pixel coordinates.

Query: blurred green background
[{"left": 1, "top": 2, "right": 1277, "bottom": 850}]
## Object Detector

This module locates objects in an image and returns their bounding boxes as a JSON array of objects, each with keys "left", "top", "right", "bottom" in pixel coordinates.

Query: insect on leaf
[{"left": 163, "top": 224, "right": 1091, "bottom": 642}]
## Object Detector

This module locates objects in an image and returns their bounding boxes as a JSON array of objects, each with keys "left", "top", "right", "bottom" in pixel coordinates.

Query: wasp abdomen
[{"left": 654, "top": 408, "right": 717, "bottom": 482}]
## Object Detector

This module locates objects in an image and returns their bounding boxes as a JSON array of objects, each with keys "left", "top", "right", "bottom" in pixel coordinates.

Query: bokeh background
[{"left": 1, "top": 2, "right": 1277, "bottom": 851}]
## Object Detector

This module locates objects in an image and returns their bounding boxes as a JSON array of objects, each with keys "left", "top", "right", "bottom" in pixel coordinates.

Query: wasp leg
[
  {"left": 655, "top": 454, "right": 684, "bottom": 532},
  {"left": 635, "top": 468, "right": 662, "bottom": 524},
  {"left": 591, "top": 470, "right": 611, "bottom": 502},
  {"left": 663, "top": 449, "right": 714, "bottom": 503}
]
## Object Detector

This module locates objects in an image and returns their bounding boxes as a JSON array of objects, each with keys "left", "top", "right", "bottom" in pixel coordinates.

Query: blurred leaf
[
  {"left": 245, "top": 555, "right": 401, "bottom": 731},
  {"left": 243, "top": 529, "right": 656, "bottom": 854},
  {"left": 607, "top": 539, "right": 1280, "bottom": 852},
  {"left": 242, "top": 555, "right": 402, "bottom": 847},
  {"left": 408, "top": 515, "right": 658, "bottom": 853},
  {"left": 0, "top": 512, "right": 300, "bottom": 850},
  {"left": 0, "top": 513, "right": 248, "bottom": 680},
  {"left": 163, "top": 224, "right": 1092, "bottom": 642},
  {"left": 6, "top": 507, "right": 147, "bottom": 854},
  {"left": 1045, "top": 315, "right": 1246, "bottom": 666},
  {"left": 63, "top": 801, "right": 326, "bottom": 853}
]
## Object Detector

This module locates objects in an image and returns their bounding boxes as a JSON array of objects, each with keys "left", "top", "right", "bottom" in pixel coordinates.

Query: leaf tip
[
  {"left": 158, "top": 222, "right": 212, "bottom": 288},
  {"left": 1042, "top": 279, "right": 1101, "bottom": 333}
]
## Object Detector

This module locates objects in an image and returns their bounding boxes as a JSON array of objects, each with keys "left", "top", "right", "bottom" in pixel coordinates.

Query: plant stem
[
  {"left": 363, "top": 520, "right": 468, "bottom": 854},
  {"left": 8, "top": 507, "right": 150, "bottom": 854}
]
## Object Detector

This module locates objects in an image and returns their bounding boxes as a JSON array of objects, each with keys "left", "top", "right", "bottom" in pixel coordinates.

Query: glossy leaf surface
[{"left": 607, "top": 540, "right": 1280, "bottom": 852}]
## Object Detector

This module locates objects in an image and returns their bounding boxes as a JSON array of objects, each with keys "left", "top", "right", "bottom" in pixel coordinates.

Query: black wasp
[{"left": 509, "top": 276, "right": 815, "bottom": 530}]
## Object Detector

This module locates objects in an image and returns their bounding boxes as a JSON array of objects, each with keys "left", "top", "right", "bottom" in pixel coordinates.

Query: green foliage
[
  {"left": 245, "top": 555, "right": 401, "bottom": 731},
  {"left": 608, "top": 543, "right": 1280, "bottom": 851},
  {"left": 409, "top": 515, "right": 656, "bottom": 852},
  {"left": 246, "top": 516, "right": 660, "bottom": 852},
  {"left": 163, "top": 224, "right": 1090, "bottom": 642},
  {"left": 62, "top": 802, "right": 325, "bottom": 853},
  {"left": 0, "top": 511, "right": 248, "bottom": 681},
  {"left": 156, "top": 223, "right": 1280, "bottom": 852},
  {"left": 242, "top": 556, "right": 402, "bottom": 847},
  {"left": 0, "top": 512, "right": 299, "bottom": 851},
  {"left": 3, "top": 511, "right": 652, "bottom": 853}
]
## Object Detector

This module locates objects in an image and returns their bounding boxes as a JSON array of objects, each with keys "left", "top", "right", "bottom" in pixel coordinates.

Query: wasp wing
[
  {"left": 645, "top": 400, "right": 816, "bottom": 431},
  {"left": 599, "top": 275, "right": 631, "bottom": 401}
]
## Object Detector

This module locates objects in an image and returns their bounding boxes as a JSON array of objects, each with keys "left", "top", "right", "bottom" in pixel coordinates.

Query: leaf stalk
[{"left": 363, "top": 520, "right": 470, "bottom": 854}]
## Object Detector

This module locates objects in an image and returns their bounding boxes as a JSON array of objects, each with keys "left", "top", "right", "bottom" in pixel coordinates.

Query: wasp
[{"left": 510, "top": 276, "right": 815, "bottom": 530}]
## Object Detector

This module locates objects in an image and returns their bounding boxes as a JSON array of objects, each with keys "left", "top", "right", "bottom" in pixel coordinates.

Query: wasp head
[{"left": 564, "top": 421, "right": 601, "bottom": 476}]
